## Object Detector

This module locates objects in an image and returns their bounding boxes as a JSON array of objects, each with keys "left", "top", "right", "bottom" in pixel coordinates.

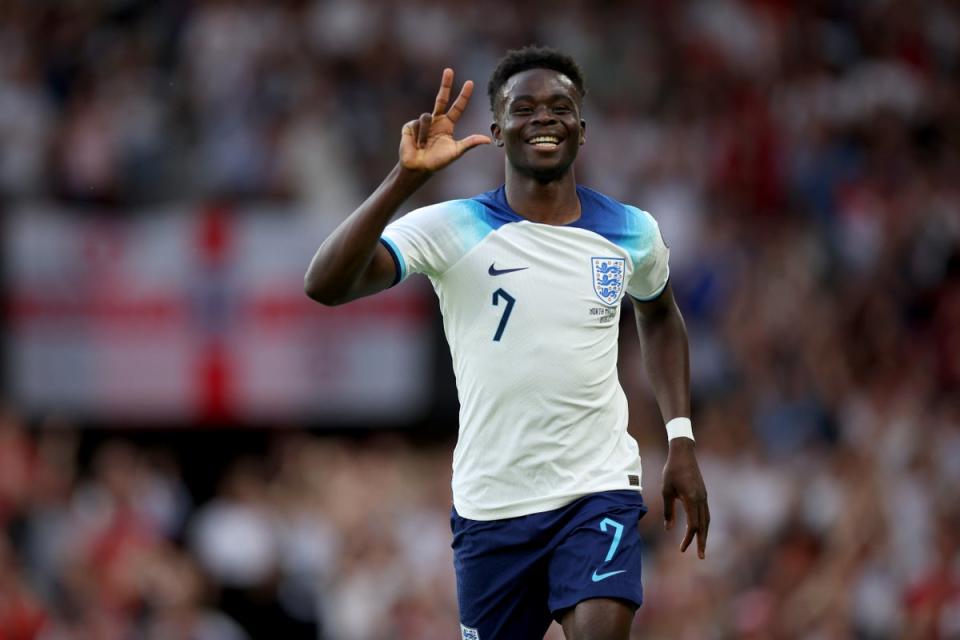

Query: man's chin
[{"left": 515, "top": 160, "right": 575, "bottom": 184}]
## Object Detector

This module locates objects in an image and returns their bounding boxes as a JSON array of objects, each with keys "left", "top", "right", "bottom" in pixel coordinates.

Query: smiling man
[{"left": 304, "top": 46, "right": 709, "bottom": 640}]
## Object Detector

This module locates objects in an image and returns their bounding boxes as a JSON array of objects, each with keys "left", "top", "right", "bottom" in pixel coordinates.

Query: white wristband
[{"left": 666, "top": 417, "right": 694, "bottom": 441}]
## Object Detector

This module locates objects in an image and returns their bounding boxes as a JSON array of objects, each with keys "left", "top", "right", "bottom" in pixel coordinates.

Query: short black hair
[{"left": 487, "top": 46, "right": 587, "bottom": 117}]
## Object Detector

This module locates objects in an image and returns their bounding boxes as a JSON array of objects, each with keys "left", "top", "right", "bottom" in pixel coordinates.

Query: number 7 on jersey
[{"left": 491, "top": 288, "right": 515, "bottom": 342}]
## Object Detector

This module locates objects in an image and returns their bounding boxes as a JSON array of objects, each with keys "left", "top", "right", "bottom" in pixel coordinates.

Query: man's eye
[
  {"left": 554, "top": 106, "right": 571, "bottom": 114},
  {"left": 513, "top": 107, "right": 533, "bottom": 114}
]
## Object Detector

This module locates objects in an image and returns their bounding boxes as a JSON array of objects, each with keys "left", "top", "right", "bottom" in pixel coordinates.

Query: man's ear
[
  {"left": 580, "top": 119, "right": 587, "bottom": 145},
  {"left": 491, "top": 122, "right": 503, "bottom": 147}
]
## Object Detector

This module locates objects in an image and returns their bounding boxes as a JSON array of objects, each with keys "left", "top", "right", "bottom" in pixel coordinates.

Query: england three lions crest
[{"left": 592, "top": 257, "right": 625, "bottom": 305}]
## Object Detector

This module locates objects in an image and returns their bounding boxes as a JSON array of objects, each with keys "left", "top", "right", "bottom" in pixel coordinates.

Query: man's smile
[{"left": 527, "top": 135, "right": 562, "bottom": 150}]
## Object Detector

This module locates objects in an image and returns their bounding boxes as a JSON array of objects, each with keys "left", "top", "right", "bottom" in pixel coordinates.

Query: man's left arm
[{"left": 632, "top": 283, "right": 710, "bottom": 559}]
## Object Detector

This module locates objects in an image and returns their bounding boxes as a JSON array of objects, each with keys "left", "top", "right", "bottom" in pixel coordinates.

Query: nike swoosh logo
[
  {"left": 591, "top": 569, "right": 626, "bottom": 582},
  {"left": 488, "top": 263, "right": 529, "bottom": 276}
]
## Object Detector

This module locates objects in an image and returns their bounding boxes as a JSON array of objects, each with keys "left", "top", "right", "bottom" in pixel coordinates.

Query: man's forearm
[
  {"left": 636, "top": 298, "right": 691, "bottom": 423},
  {"left": 304, "top": 163, "right": 430, "bottom": 304}
]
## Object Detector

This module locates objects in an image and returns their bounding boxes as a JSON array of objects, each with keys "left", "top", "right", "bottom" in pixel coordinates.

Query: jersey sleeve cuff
[
  {"left": 628, "top": 276, "right": 669, "bottom": 302},
  {"left": 379, "top": 236, "right": 407, "bottom": 287}
]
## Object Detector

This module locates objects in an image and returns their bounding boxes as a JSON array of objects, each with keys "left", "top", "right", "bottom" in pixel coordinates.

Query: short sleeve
[
  {"left": 625, "top": 207, "right": 670, "bottom": 301},
  {"left": 380, "top": 199, "right": 496, "bottom": 284}
]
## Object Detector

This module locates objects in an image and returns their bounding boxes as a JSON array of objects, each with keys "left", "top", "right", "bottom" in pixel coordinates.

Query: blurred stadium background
[{"left": 1, "top": 0, "right": 959, "bottom": 638}]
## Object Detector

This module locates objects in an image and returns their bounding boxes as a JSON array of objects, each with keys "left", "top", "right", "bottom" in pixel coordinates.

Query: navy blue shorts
[{"left": 451, "top": 490, "right": 648, "bottom": 640}]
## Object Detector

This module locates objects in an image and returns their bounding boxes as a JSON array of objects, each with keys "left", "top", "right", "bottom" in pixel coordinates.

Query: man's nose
[{"left": 531, "top": 105, "right": 556, "bottom": 123}]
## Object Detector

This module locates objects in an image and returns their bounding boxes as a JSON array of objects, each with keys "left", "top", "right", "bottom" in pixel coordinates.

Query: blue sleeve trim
[{"left": 379, "top": 236, "right": 406, "bottom": 286}]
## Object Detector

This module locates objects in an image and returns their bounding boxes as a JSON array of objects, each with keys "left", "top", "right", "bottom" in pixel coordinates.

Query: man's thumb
[{"left": 457, "top": 135, "right": 492, "bottom": 153}]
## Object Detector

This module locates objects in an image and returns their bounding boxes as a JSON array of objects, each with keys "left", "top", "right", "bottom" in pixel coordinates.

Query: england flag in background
[{"left": 3, "top": 204, "right": 432, "bottom": 425}]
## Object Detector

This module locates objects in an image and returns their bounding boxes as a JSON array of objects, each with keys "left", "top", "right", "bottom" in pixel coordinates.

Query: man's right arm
[
  {"left": 304, "top": 68, "right": 490, "bottom": 306},
  {"left": 303, "top": 164, "right": 429, "bottom": 305}
]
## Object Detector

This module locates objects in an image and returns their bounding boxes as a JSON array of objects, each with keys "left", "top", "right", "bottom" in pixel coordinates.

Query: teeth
[{"left": 529, "top": 136, "right": 560, "bottom": 144}]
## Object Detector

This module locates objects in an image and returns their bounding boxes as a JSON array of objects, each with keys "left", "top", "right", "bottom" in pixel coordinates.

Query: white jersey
[{"left": 381, "top": 185, "right": 670, "bottom": 521}]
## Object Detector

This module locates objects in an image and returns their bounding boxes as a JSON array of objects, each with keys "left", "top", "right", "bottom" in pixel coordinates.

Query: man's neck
[{"left": 504, "top": 169, "right": 581, "bottom": 225}]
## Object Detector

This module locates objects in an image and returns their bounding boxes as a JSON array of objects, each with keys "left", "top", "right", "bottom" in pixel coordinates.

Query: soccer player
[{"left": 305, "top": 46, "right": 709, "bottom": 640}]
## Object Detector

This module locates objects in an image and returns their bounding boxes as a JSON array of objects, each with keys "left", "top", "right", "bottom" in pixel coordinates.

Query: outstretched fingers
[
  {"left": 400, "top": 69, "right": 490, "bottom": 168},
  {"left": 433, "top": 68, "right": 454, "bottom": 116},
  {"left": 433, "top": 68, "right": 476, "bottom": 124},
  {"left": 446, "top": 79, "right": 474, "bottom": 124}
]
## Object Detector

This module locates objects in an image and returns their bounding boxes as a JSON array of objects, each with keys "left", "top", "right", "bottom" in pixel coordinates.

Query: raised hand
[{"left": 400, "top": 68, "right": 492, "bottom": 173}]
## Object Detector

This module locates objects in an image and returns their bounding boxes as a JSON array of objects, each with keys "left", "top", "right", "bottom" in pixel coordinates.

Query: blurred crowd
[
  {"left": 2, "top": 0, "right": 960, "bottom": 638},
  {"left": 0, "top": 411, "right": 462, "bottom": 639},
  {"left": 0, "top": 401, "right": 957, "bottom": 640}
]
